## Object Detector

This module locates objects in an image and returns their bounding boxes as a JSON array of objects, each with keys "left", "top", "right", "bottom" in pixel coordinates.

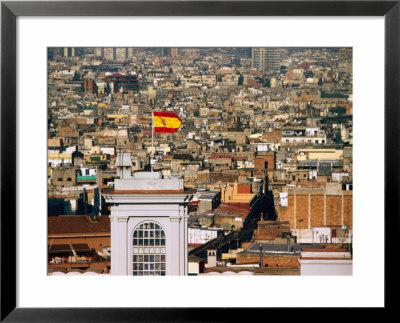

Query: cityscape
[{"left": 47, "top": 47, "right": 353, "bottom": 276}]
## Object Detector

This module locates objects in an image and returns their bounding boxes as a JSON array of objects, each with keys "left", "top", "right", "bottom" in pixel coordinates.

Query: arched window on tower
[{"left": 132, "top": 221, "right": 166, "bottom": 276}]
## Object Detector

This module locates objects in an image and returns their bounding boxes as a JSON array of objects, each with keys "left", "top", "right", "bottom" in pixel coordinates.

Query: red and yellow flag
[{"left": 153, "top": 111, "right": 182, "bottom": 133}]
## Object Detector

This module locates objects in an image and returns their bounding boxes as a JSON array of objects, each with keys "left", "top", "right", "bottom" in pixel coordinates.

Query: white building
[
  {"left": 300, "top": 249, "right": 352, "bottom": 275},
  {"left": 103, "top": 158, "right": 191, "bottom": 276}
]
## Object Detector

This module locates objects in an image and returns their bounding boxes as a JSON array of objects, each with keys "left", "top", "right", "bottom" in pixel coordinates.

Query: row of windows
[
  {"left": 133, "top": 255, "right": 165, "bottom": 262},
  {"left": 133, "top": 263, "right": 166, "bottom": 271},
  {"left": 133, "top": 238, "right": 165, "bottom": 246},
  {"left": 133, "top": 230, "right": 164, "bottom": 238},
  {"left": 132, "top": 247, "right": 165, "bottom": 254}
]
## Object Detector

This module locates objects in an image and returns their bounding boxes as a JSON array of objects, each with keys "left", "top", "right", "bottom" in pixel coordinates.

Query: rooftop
[{"left": 48, "top": 215, "right": 110, "bottom": 235}]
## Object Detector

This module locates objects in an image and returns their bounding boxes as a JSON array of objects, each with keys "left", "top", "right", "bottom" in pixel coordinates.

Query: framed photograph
[{"left": 1, "top": 0, "right": 398, "bottom": 321}]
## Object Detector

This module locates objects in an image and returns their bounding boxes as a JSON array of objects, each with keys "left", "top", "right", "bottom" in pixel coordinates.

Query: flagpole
[{"left": 151, "top": 111, "right": 154, "bottom": 172}]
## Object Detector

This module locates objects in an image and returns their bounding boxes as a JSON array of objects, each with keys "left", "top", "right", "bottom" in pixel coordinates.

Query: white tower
[{"left": 103, "top": 170, "right": 191, "bottom": 276}]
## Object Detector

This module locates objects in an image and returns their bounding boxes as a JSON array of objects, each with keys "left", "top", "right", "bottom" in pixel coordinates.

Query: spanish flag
[{"left": 153, "top": 111, "right": 182, "bottom": 133}]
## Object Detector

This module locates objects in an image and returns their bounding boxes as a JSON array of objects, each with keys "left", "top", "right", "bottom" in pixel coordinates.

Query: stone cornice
[{"left": 103, "top": 193, "right": 190, "bottom": 204}]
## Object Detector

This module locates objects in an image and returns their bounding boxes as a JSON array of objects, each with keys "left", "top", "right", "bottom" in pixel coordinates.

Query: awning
[
  {"left": 48, "top": 244, "right": 72, "bottom": 253},
  {"left": 72, "top": 243, "right": 91, "bottom": 252}
]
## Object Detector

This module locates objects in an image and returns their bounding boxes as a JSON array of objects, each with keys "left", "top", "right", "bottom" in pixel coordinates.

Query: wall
[
  {"left": 236, "top": 253, "right": 299, "bottom": 268},
  {"left": 188, "top": 262, "right": 200, "bottom": 275},
  {"left": 278, "top": 189, "right": 352, "bottom": 230},
  {"left": 262, "top": 129, "right": 282, "bottom": 143},
  {"left": 254, "top": 221, "right": 290, "bottom": 241},
  {"left": 255, "top": 153, "right": 276, "bottom": 170},
  {"left": 51, "top": 168, "right": 76, "bottom": 187},
  {"left": 300, "top": 260, "right": 352, "bottom": 275},
  {"left": 214, "top": 214, "right": 243, "bottom": 230}
]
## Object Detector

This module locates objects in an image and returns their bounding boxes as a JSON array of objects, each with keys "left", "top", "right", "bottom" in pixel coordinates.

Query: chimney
[{"left": 207, "top": 249, "right": 217, "bottom": 268}]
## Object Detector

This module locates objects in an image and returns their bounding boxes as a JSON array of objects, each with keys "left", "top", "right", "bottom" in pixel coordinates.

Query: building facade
[
  {"left": 252, "top": 48, "right": 282, "bottom": 73},
  {"left": 103, "top": 163, "right": 191, "bottom": 276}
]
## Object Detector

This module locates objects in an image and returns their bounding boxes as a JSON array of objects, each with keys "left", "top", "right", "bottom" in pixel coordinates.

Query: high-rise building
[
  {"left": 171, "top": 48, "right": 179, "bottom": 57},
  {"left": 62, "top": 47, "right": 75, "bottom": 57},
  {"left": 161, "top": 48, "right": 171, "bottom": 57},
  {"left": 237, "top": 48, "right": 252, "bottom": 58},
  {"left": 104, "top": 47, "right": 116, "bottom": 60},
  {"left": 127, "top": 48, "right": 135, "bottom": 59},
  {"left": 116, "top": 48, "right": 128, "bottom": 62},
  {"left": 94, "top": 47, "right": 105, "bottom": 57},
  {"left": 48, "top": 48, "right": 57, "bottom": 60},
  {"left": 252, "top": 48, "right": 282, "bottom": 73}
]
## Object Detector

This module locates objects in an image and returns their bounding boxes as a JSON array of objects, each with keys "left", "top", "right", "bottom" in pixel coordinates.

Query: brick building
[
  {"left": 255, "top": 152, "right": 276, "bottom": 171},
  {"left": 278, "top": 183, "right": 352, "bottom": 243},
  {"left": 236, "top": 243, "right": 300, "bottom": 268},
  {"left": 253, "top": 220, "right": 291, "bottom": 242}
]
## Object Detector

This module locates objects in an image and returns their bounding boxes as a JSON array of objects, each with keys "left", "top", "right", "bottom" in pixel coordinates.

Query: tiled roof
[
  {"left": 214, "top": 204, "right": 249, "bottom": 218},
  {"left": 48, "top": 215, "right": 110, "bottom": 235}
]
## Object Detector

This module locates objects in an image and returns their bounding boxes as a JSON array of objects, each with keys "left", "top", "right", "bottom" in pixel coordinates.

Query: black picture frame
[{"left": 1, "top": 0, "right": 398, "bottom": 321}]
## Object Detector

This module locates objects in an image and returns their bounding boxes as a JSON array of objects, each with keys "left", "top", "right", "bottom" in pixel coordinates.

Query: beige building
[
  {"left": 297, "top": 148, "right": 343, "bottom": 161},
  {"left": 220, "top": 182, "right": 255, "bottom": 204}
]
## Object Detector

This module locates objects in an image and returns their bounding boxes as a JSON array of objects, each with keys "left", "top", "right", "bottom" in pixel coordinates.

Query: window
[
  {"left": 132, "top": 221, "right": 166, "bottom": 276},
  {"left": 58, "top": 177, "right": 63, "bottom": 181},
  {"left": 67, "top": 178, "right": 72, "bottom": 182}
]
